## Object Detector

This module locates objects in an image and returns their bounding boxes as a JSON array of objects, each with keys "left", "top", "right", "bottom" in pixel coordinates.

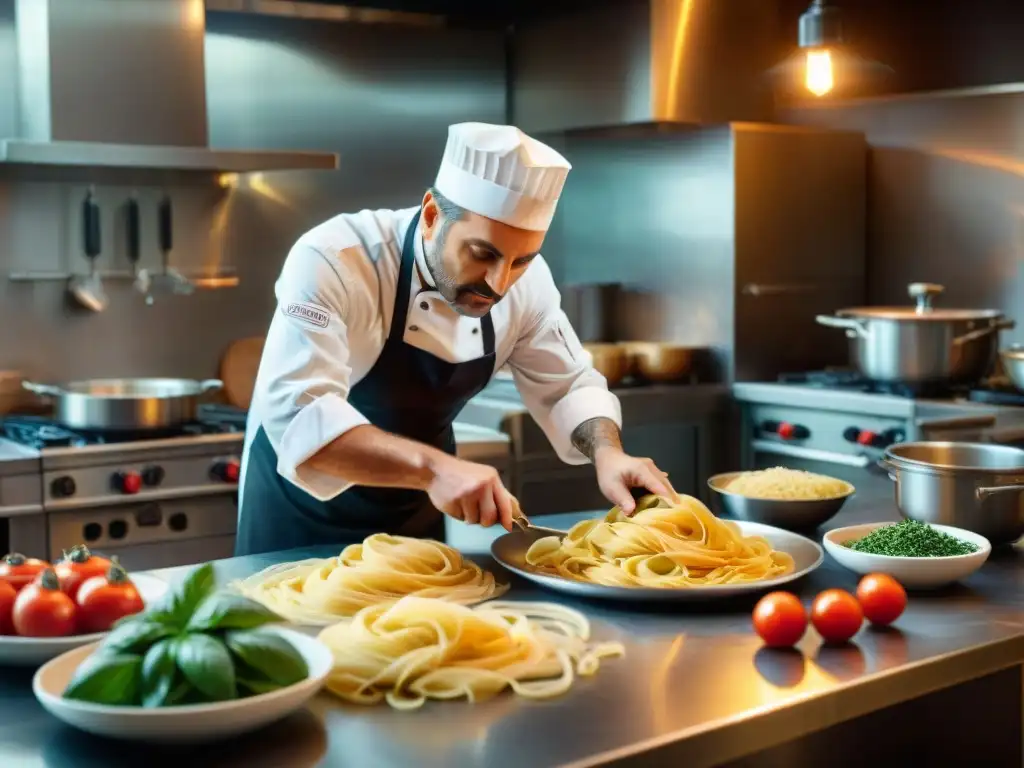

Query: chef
[{"left": 235, "top": 122, "right": 674, "bottom": 557}]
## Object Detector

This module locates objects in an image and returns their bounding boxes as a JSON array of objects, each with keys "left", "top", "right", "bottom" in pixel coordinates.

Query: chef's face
[{"left": 421, "top": 190, "right": 546, "bottom": 318}]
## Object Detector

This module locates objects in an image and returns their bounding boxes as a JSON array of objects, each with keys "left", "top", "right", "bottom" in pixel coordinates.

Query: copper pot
[
  {"left": 623, "top": 342, "right": 696, "bottom": 382},
  {"left": 583, "top": 344, "right": 629, "bottom": 387}
]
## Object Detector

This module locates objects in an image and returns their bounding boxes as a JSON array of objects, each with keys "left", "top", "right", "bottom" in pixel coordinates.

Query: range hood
[
  {"left": 4, "top": 0, "right": 337, "bottom": 172},
  {"left": 511, "top": 0, "right": 779, "bottom": 135}
]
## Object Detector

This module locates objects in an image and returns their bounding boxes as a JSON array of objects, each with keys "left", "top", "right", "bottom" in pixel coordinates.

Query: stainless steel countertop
[
  {"left": 0, "top": 439, "right": 40, "bottom": 476},
  {"left": 5, "top": 489, "right": 1024, "bottom": 768}
]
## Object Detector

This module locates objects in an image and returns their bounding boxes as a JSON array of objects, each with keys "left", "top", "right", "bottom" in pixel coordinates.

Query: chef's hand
[
  {"left": 594, "top": 447, "right": 675, "bottom": 515},
  {"left": 425, "top": 454, "right": 518, "bottom": 531}
]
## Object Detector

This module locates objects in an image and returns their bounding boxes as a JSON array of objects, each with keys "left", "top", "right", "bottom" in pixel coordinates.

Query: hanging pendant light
[{"left": 769, "top": 0, "right": 891, "bottom": 99}]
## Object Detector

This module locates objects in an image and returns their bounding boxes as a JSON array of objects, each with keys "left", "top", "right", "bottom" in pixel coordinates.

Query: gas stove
[
  {"left": 0, "top": 405, "right": 247, "bottom": 571},
  {"left": 732, "top": 371, "right": 1024, "bottom": 495}
]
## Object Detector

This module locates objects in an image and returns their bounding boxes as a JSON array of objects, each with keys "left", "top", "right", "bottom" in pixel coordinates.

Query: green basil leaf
[
  {"left": 175, "top": 632, "right": 236, "bottom": 702},
  {"left": 63, "top": 652, "right": 142, "bottom": 705},
  {"left": 150, "top": 563, "right": 216, "bottom": 628},
  {"left": 186, "top": 591, "right": 282, "bottom": 632},
  {"left": 224, "top": 629, "right": 308, "bottom": 687},
  {"left": 163, "top": 677, "right": 193, "bottom": 706},
  {"left": 102, "top": 619, "right": 173, "bottom": 655},
  {"left": 237, "top": 677, "right": 283, "bottom": 697},
  {"left": 140, "top": 637, "right": 179, "bottom": 708}
]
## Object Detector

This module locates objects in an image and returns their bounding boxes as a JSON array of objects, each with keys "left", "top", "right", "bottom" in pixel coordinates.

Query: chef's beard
[{"left": 423, "top": 221, "right": 504, "bottom": 317}]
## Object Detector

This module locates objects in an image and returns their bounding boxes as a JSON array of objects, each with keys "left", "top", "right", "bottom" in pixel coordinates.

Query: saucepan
[
  {"left": 816, "top": 282, "right": 1015, "bottom": 386},
  {"left": 880, "top": 441, "right": 1024, "bottom": 546},
  {"left": 23, "top": 378, "right": 223, "bottom": 432},
  {"left": 1000, "top": 345, "right": 1024, "bottom": 391}
]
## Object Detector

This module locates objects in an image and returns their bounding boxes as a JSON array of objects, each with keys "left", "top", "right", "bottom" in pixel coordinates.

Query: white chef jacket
[{"left": 239, "top": 205, "right": 621, "bottom": 505}]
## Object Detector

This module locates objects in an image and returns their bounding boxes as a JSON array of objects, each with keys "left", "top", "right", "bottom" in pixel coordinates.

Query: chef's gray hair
[{"left": 428, "top": 187, "right": 466, "bottom": 223}]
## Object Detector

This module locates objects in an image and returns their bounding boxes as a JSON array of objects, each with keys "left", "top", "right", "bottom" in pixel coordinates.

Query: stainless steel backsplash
[
  {"left": 783, "top": 88, "right": 1024, "bottom": 345},
  {"left": 0, "top": 7, "right": 505, "bottom": 380}
]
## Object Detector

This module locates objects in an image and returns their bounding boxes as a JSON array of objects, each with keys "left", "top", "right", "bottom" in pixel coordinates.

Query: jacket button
[
  {"left": 419, "top": 301, "right": 429, "bottom": 310},
  {"left": 409, "top": 325, "right": 419, "bottom": 332},
  {"left": 472, "top": 327, "right": 479, "bottom": 334}
]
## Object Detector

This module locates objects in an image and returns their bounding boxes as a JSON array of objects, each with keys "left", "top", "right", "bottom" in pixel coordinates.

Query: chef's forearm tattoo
[{"left": 571, "top": 417, "right": 623, "bottom": 462}]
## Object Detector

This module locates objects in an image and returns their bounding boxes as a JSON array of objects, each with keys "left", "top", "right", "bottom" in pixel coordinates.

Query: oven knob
[
  {"left": 108, "top": 519, "right": 128, "bottom": 540},
  {"left": 141, "top": 465, "right": 165, "bottom": 487},
  {"left": 112, "top": 471, "right": 142, "bottom": 495},
  {"left": 856, "top": 430, "right": 879, "bottom": 447},
  {"left": 83, "top": 523, "right": 102, "bottom": 542},
  {"left": 210, "top": 458, "right": 241, "bottom": 483},
  {"left": 51, "top": 476, "right": 77, "bottom": 498},
  {"left": 168, "top": 513, "right": 188, "bottom": 532},
  {"left": 879, "top": 428, "right": 905, "bottom": 448},
  {"left": 777, "top": 422, "right": 810, "bottom": 441},
  {"left": 843, "top": 427, "right": 861, "bottom": 443}
]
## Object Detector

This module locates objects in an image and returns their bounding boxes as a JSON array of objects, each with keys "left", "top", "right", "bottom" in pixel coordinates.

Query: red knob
[
  {"left": 224, "top": 459, "right": 240, "bottom": 483},
  {"left": 115, "top": 471, "right": 142, "bottom": 494},
  {"left": 856, "top": 430, "right": 878, "bottom": 447},
  {"left": 777, "top": 422, "right": 796, "bottom": 440}
]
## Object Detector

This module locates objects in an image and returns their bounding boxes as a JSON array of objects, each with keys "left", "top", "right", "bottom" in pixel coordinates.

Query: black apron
[{"left": 235, "top": 212, "right": 497, "bottom": 556}]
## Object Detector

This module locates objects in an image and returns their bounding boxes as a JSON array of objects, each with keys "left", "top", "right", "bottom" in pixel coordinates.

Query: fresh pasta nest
[
  {"left": 524, "top": 494, "right": 795, "bottom": 587},
  {"left": 317, "top": 597, "right": 624, "bottom": 710},
  {"left": 233, "top": 534, "right": 508, "bottom": 624}
]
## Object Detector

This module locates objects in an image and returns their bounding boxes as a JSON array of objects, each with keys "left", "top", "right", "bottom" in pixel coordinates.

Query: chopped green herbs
[{"left": 845, "top": 519, "right": 979, "bottom": 558}]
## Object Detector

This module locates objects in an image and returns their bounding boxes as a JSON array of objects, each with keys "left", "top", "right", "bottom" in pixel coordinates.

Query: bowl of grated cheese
[{"left": 707, "top": 467, "right": 855, "bottom": 531}]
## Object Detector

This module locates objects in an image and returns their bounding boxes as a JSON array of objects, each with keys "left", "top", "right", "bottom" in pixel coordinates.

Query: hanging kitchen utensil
[
  {"left": 67, "top": 188, "right": 107, "bottom": 312},
  {"left": 219, "top": 336, "right": 265, "bottom": 410},
  {"left": 159, "top": 193, "right": 192, "bottom": 295},
  {"left": 125, "top": 194, "right": 151, "bottom": 304}
]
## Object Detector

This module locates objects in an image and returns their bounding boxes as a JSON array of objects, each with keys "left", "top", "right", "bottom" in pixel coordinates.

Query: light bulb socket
[{"left": 798, "top": 0, "right": 844, "bottom": 49}]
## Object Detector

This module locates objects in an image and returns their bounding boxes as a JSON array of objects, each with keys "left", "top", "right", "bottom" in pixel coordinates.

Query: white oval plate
[
  {"left": 491, "top": 520, "right": 824, "bottom": 601},
  {"left": 33, "top": 626, "right": 333, "bottom": 744},
  {"left": 0, "top": 573, "right": 169, "bottom": 667},
  {"left": 824, "top": 522, "right": 992, "bottom": 589}
]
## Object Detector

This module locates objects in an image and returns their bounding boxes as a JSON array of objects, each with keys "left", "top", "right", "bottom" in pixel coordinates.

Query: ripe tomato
[
  {"left": 811, "top": 589, "right": 863, "bottom": 644},
  {"left": 76, "top": 562, "right": 144, "bottom": 633},
  {"left": 0, "top": 579, "right": 16, "bottom": 635},
  {"left": 856, "top": 573, "right": 907, "bottom": 626},
  {"left": 752, "top": 591, "right": 808, "bottom": 647},
  {"left": 0, "top": 552, "right": 49, "bottom": 592},
  {"left": 13, "top": 569, "right": 77, "bottom": 637},
  {"left": 53, "top": 545, "right": 112, "bottom": 600}
]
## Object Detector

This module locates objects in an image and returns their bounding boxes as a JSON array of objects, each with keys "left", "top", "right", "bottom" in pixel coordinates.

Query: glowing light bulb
[{"left": 805, "top": 49, "right": 834, "bottom": 96}]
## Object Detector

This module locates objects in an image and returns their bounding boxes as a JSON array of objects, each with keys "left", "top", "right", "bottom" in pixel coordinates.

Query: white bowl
[
  {"left": 33, "top": 626, "right": 333, "bottom": 744},
  {"left": 823, "top": 522, "right": 992, "bottom": 589},
  {"left": 0, "top": 573, "right": 169, "bottom": 666}
]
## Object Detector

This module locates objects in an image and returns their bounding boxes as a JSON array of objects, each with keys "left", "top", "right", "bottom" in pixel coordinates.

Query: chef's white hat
[{"left": 434, "top": 122, "right": 571, "bottom": 232}]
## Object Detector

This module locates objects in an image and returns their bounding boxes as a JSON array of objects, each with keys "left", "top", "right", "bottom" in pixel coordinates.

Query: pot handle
[
  {"left": 199, "top": 379, "right": 223, "bottom": 392},
  {"left": 953, "top": 318, "right": 1016, "bottom": 346},
  {"left": 815, "top": 315, "right": 870, "bottom": 339},
  {"left": 876, "top": 457, "right": 897, "bottom": 482},
  {"left": 976, "top": 484, "right": 1024, "bottom": 501},
  {"left": 22, "top": 381, "right": 63, "bottom": 398}
]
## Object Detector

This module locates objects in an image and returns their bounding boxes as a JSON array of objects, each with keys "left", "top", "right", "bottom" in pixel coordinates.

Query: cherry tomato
[
  {"left": 53, "top": 545, "right": 112, "bottom": 600},
  {"left": 0, "top": 579, "right": 16, "bottom": 635},
  {"left": 811, "top": 589, "right": 863, "bottom": 644},
  {"left": 856, "top": 573, "right": 907, "bottom": 626},
  {"left": 752, "top": 591, "right": 808, "bottom": 647},
  {"left": 0, "top": 552, "right": 49, "bottom": 592},
  {"left": 13, "top": 568, "right": 77, "bottom": 637},
  {"left": 76, "top": 562, "right": 144, "bottom": 633}
]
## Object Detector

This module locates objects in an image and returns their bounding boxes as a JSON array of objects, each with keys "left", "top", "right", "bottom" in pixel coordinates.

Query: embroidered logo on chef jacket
[{"left": 284, "top": 301, "right": 330, "bottom": 329}]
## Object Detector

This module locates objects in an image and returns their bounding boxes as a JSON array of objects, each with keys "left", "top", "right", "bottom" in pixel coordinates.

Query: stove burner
[
  {"left": 777, "top": 370, "right": 962, "bottom": 399},
  {"left": 966, "top": 385, "right": 1024, "bottom": 407},
  {"left": 0, "top": 404, "right": 248, "bottom": 450}
]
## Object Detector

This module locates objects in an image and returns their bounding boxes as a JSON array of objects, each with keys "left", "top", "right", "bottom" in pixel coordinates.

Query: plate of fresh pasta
[{"left": 491, "top": 494, "right": 824, "bottom": 601}]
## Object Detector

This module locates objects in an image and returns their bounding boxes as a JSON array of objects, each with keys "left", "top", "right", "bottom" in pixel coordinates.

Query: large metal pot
[
  {"left": 816, "top": 283, "right": 1014, "bottom": 385},
  {"left": 881, "top": 441, "right": 1024, "bottom": 546},
  {"left": 999, "top": 345, "right": 1024, "bottom": 391},
  {"left": 23, "top": 378, "right": 223, "bottom": 431}
]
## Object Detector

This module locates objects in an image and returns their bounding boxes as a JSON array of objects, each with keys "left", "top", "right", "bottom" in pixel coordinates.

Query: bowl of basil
[{"left": 31, "top": 562, "right": 334, "bottom": 744}]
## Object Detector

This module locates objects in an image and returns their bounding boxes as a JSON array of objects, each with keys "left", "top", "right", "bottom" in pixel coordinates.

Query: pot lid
[
  {"left": 885, "top": 441, "right": 1024, "bottom": 473},
  {"left": 837, "top": 282, "right": 1004, "bottom": 322}
]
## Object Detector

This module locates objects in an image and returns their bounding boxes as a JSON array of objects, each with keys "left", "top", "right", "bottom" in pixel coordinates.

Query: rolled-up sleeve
[
  {"left": 507, "top": 260, "right": 622, "bottom": 464},
  {"left": 253, "top": 240, "right": 370, "bottom": 501}
]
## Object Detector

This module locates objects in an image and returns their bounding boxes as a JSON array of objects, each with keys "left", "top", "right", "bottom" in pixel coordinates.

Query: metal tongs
[{"left": 510, "top": 498, "right": 565, "bottom": 537}]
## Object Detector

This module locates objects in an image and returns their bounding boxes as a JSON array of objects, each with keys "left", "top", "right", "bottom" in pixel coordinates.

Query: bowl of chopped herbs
[{"left": 823, "top": 520, "right": 991, "bottom": 589}]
